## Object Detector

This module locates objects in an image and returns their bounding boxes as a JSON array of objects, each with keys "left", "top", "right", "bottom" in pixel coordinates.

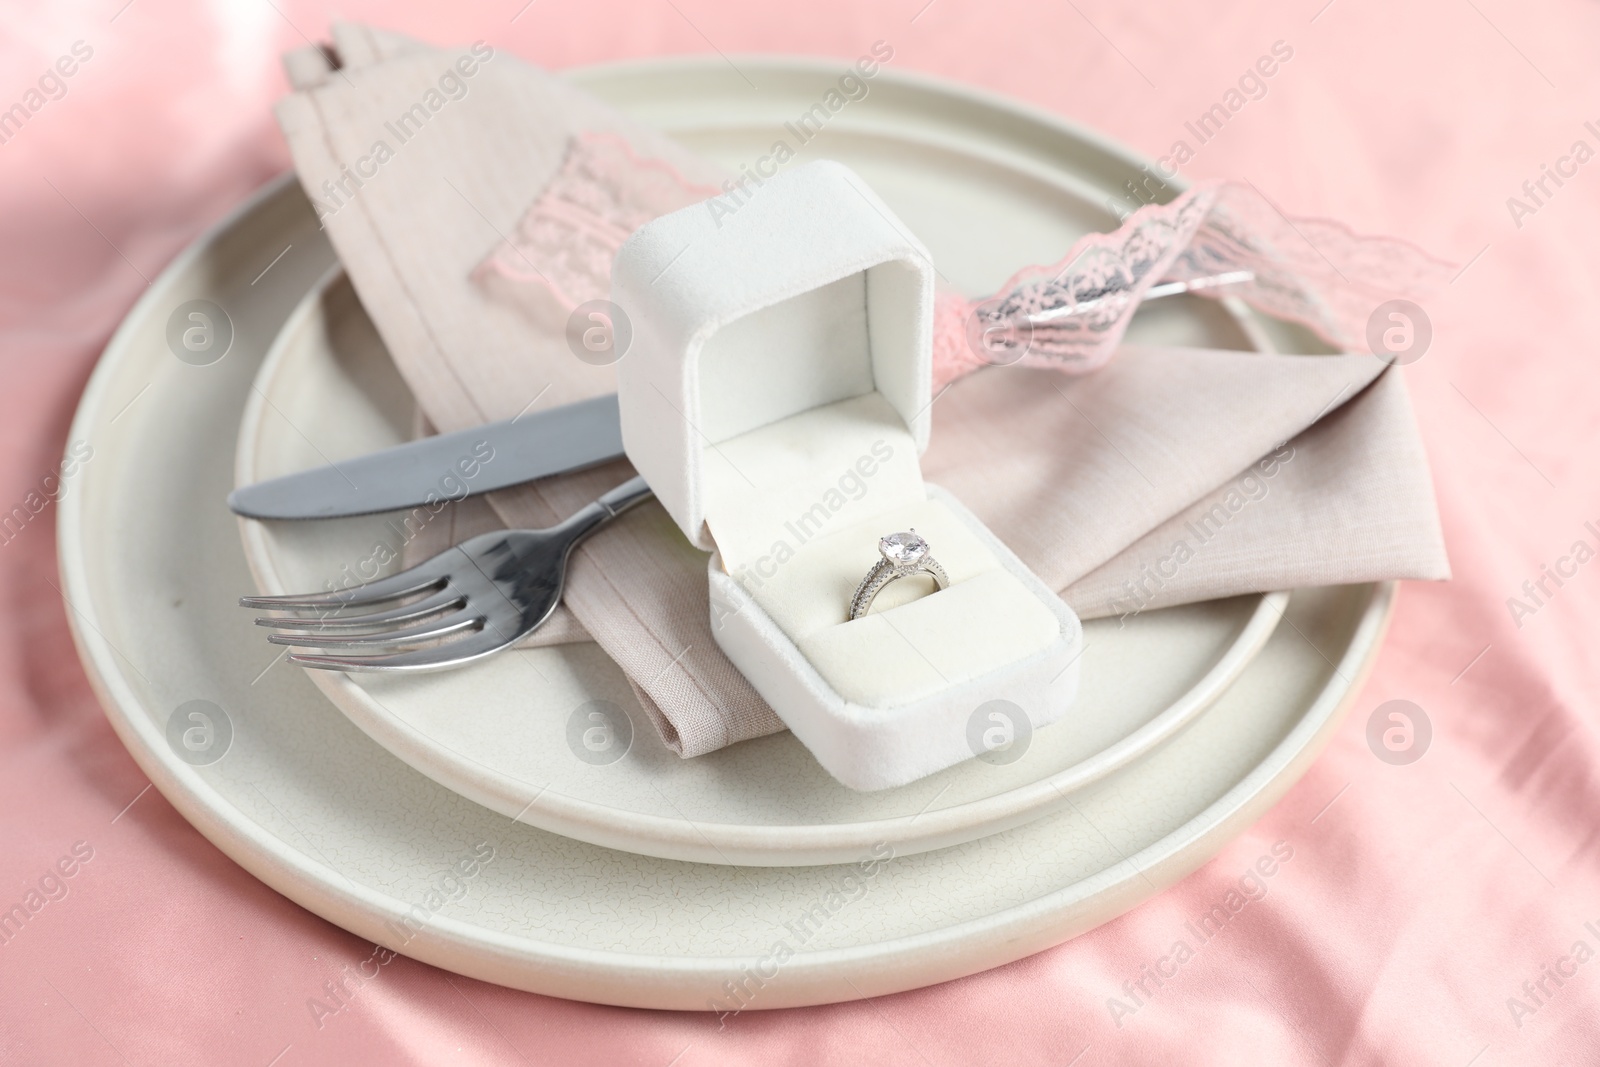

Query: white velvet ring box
[{"left": 613, "top": 160, "right": 1083, "bottom": 791}]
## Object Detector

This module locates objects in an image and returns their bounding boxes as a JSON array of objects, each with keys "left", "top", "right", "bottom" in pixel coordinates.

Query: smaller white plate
[
  {"left": 234, "top": 62, "right": 1307, "bottom": 866},
  {"left": 238, "top": 278, "right": 1283, "bottom": 867}
]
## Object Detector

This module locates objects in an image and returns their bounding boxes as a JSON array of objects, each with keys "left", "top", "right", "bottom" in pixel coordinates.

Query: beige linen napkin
[
  {"left": 277, "top": 25, "right": 783, "bottom": 752},
  {"left": 928, "top": 346, "right": 1446, "bottom": 615},
  {"left": 275, "top": 25, "right": 1447, "bottom": 755}
]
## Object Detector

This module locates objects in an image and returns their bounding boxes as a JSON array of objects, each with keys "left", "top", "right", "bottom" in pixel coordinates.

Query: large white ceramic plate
[
  {"left": 60, "top": 58, "right": 1392, "bottom": 1009},
  {"left": 232, "top": 59, "right": 1310, "bottom": 866}
]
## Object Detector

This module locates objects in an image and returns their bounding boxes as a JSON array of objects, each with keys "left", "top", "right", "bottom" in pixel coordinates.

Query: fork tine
[
  {"left": 239, "top": 549, "right": 461, "bottom": 610},
  {"left": 289, "top": 625, "right": 517, "bottom": 673},
  {"left": 268, "top": 612, "right": 483, "bottom": 649},
  {"left": 254, "top": 588, "right": 466, "bottom": 631}
]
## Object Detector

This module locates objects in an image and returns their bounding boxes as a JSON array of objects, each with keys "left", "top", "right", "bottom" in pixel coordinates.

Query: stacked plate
[{"left": 60, "top": 59, "right": 1391, "bottom": 1009}]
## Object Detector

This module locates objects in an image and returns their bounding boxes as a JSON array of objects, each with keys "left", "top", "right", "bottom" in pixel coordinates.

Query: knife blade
[{"left": 228, "top": 393, "right": 626, "bottom": 520}]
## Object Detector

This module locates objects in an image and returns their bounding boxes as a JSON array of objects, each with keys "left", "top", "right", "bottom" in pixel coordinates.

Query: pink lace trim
[
  {"left": 472, "top": 131, "right": 721, "bottom": 310},
  {"left": 478, "top": 148, "right": 1454, "bottom": 388},
  {"left": 932, "top": 180, "right": 1455, "bottom": 389}
]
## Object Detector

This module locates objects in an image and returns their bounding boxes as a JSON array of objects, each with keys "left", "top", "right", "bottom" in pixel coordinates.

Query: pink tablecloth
[{"left": 4, "top": 1, "right": 1598, "bottom": 1063}]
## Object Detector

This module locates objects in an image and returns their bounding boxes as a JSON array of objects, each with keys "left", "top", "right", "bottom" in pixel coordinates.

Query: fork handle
[
  {"left": 595, "top": 474, "right": 654, "bottom": 517},
  {"left": 555, "top": 475, "right": 656, "bottom": 543}
]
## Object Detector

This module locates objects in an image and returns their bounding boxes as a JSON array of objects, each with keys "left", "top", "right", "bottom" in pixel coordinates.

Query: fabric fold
[{"left": 923, "top": 344, "right": 1392, "bottom": 592}]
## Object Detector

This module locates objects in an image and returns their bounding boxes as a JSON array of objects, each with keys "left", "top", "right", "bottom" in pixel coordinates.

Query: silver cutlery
[
  {"left": 242, "top": 475, "right": 652, "bottom": 672},
  {"left": 237, "top": 269, "right": 1256, "bottom": 673}
]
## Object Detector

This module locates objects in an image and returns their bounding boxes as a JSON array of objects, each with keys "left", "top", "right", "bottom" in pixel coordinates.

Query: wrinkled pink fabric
[{"left": 3, "top": 2, "right": 1598, "bottom": 1064}]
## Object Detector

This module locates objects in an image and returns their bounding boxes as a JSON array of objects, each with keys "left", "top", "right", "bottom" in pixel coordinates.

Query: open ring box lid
[{"left": 614, "top": 160, "right": 1083, "bottom": 791}]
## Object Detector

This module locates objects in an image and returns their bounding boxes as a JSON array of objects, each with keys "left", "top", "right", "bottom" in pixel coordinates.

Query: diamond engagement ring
[{"left": 848, "top": 531, "right": 950, "bottom": 621}]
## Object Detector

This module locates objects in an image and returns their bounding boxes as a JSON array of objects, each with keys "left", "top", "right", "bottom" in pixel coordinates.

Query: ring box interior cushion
[{"left": 614, "top": 161, "right": 1083, "bottom": 790}]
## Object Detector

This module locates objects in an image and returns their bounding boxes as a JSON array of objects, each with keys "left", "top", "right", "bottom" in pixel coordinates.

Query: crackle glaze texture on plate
[{"left": 60, "top": 58, "right": 1392, "bottom": 1008}]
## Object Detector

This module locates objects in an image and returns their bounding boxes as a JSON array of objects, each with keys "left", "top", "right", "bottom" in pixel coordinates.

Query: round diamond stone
[{"left": 879, "top": 531, "right": 929, "bottom": 565}]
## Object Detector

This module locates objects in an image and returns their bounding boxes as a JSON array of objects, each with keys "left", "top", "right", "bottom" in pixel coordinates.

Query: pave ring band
[{"left": 848, "top": 531, "right": 950, "bottom": 621}]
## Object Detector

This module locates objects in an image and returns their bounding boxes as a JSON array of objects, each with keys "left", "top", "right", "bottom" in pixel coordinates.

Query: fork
[{"left": 243, "top": 475, "right": 653, "bottom": 672}]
